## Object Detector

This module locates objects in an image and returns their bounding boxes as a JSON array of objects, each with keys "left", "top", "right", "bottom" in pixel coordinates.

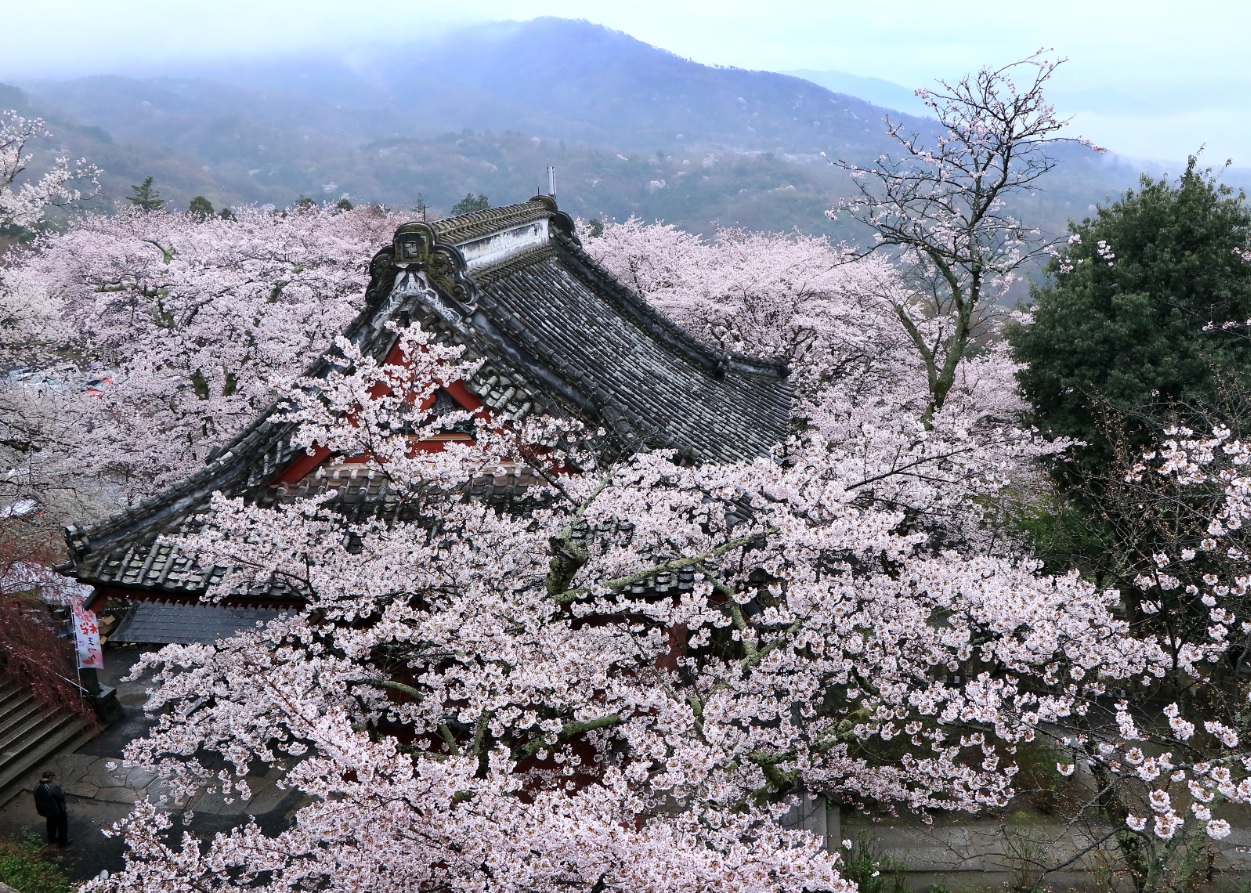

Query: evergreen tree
[
  {"left": 450, "top": 192, "right": 489, "bottom": 215},
  {"left": 126, "top": 177, "right": 165, "bottom": 212},
  {"left": 188, "top": 195, "right": 214, "bottom": 219},
  {"left": 1010, "top": 158, "right": 1251, "bottom": 470}
]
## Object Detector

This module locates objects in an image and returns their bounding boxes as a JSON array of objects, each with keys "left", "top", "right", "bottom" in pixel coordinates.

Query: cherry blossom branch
[
  {"left": 551, "top": 528, "right": 778, "bottom": 604},
  {"left": 515, "top": 714, "right": 625, "bottom": 760}
]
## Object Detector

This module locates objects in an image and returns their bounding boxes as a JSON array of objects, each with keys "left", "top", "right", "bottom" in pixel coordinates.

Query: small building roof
[
  {"left": 109, "top": 601, "right": 293, "bottom": 646},
  {"left": 60, "top": 197, "right": 792, "bottom": 614}
]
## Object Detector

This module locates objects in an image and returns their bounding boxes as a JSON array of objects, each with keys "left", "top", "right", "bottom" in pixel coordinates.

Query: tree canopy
[
  {"left": 187, "top": 194, "right": 214, "bottom": 218},
  {"left": 8, "top": 195, "right": 1251, "bottom": 893},
  {"left": 125, "top": 176, "right": 165, "bottom": 211},
  {"left": 1010, "top": 159, "right": 1251, "bottom": 466},
  {"left": 0, "top": 107, "right": 98, "bottom": 232},
  {"left": 450, "top": 191, "right": 489, "bottom": 215},
  {"left": 830, "top": 53, "right": 1097, "bottom": 425},
  {"left": 13, "top": 58, "right": 1251, "bottom": 891}
]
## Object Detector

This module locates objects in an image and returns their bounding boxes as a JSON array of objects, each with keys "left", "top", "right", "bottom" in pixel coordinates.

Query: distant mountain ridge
[
  {"left": 5, "top": 18, "right": 1181, "bottom": 236},
  {"left": 53, "top": 18, "right": 935, "bottom": 156},
  {"left": 781, "top": 69, "right": 932, "bottom": 119}
]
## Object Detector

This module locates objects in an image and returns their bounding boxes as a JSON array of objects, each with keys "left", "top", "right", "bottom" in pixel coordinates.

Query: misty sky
[{"left": 5, "top": 0, "right": 1247, "bottom": 165}]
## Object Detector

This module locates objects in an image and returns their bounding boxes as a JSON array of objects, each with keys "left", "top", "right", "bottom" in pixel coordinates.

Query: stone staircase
[{"left": 0, "top": 674, "right": 97, "bottom": 806}]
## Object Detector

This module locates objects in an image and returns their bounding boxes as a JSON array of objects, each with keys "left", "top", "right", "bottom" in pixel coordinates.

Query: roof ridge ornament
[
  {"left": 392, "top": 222, "right": 478, "bottom": 320},
  {"left": 530, "top": 194, "right": 577, "bottom": 239}
]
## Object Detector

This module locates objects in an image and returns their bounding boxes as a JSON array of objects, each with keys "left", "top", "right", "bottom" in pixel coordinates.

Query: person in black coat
[{"left": 33, "top": 771, "right": 68, "bottom": 846}]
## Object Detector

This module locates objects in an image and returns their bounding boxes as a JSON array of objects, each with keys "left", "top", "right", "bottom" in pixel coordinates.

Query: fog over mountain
[
  {"left": 5, "top": 18, "right": 1226, "bottom": 238},
  {"left": 781, "top": 70, "right": 931, "bottom": 119}
]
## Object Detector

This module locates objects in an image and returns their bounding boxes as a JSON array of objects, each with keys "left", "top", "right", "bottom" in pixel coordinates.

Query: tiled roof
[
  {"left": 373, "top": 196, "right": 791, "bottom": 461},
  {"left": 60, "top": 197, "right": 792, "bottom": 617},
  {"left": 450, "top": 236, "right": 791, "bottom": 461},
  {"left": 110, "top": 601, "right": 293, "bottom": 645}
]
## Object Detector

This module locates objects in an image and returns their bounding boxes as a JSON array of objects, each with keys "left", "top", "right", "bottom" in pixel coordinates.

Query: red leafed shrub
[{"left": 0, "top": 519, "right": 95, "bottom": 722}]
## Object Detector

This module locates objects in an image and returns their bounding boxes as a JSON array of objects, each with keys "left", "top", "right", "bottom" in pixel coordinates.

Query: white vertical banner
[{"left": 70, "top": 596, "right": 104, "bottom": 670}]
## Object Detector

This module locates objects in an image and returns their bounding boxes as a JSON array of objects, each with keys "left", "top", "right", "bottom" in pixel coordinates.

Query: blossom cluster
[
  {"left": 92, "top": 321, "right": 1165, "bottom": 893},
  {"left": 0, "top": 109, "right": 98, "bottom": 230},
  {"left": 1, "top": 204, "right": 404, "bottom": 515}
]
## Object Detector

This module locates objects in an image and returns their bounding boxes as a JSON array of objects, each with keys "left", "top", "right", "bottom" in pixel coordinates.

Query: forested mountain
[
  {"left": 102, "top": 18, "right": 927, "bottom": 154},
  {"left": 6, "top": 18, "right": 1195, "bottom": 236}
]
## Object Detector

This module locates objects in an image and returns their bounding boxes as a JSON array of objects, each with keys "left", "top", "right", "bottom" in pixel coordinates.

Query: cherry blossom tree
[
  {"left": 0, "top": 110, "right": 101, "bottom": 717},
  {"left": 827, "top": 53, "right": 1101, "bottom": 426},
  {"left": 1, "top": 204, "right": 404, "bottom": 510},
  {"left": 582, "top": 218, "right": 1061, "bottom": 552},
  {"left": 88, "top": 325, "right": 1166, "bottom": 893},
  {"left": 583, "top": 218, "right": 914, "bottom": 407},
  {"left": 0, "top": 108, "right": 98, "bottom": 233},
  {"left": 7, "top": 192, "right": 1229, "bottom": 889},
  {"left": 1, "top": 173, "right": 387, "bottom": 742},
  {"left": 1, "top": 109, "right": 99, "bottom": 462},
  {"left": 1023, "top": 423, "right": 1251, "bottom": 892}
]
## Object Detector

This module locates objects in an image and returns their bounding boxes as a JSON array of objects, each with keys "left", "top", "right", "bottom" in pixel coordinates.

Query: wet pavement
[{"left": 0, "top": 644, "right": 301, "bottom": 885}]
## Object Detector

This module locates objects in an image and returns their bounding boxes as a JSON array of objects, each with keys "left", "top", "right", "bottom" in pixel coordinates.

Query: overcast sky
[{"left": 4, "top": 0, "right": 1247, "bottom": 165}]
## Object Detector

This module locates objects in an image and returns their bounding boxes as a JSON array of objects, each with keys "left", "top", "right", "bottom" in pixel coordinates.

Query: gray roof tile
[{"left": 110, "top": 601, "right": 292, "bottom": 645}]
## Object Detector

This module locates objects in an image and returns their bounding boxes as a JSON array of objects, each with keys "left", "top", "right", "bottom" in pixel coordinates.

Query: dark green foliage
[
  {"left": 1010, "top": 159, "right": 1251, "bottom": 472},
  {"left": 218, "top": 206, "right": 235, "bottom": 221},
  {"left": 190, "top": 368, "right": 210, "bottom": 400},
  {"left": 125, "top": 176, "right": 165, "bottom": 211},
  {"left": 0, "top": 828, "right": 76, "bottom": 893},
  {"left": 840, "top": 835, "right": 908, "bottom": 893},
  {"left": 450, "top": 192, "right": 489, "bottom": 215},
  {"left": 334, "top": 197, "right": 354, "bottom": 211},
  {"left": 1010, "top": 162, "right": 1251, "bottom": 589},
  {"left": 1006, "top": 739, "right": 1085, "bottom": 817},
  {"left": 0, "top": 222, "right": 39, "bottom": 245},
  {"left": 1009, "top": 489, "right": 1117, "bottom": 580},
  {"left": 586, "top": 218, "right": 604, "bottom": 238},
  {"left": 187, "top": 195, "right": 214, "bottom": 218},
  {"left": 294, "top": 196, "right": 317, "bottom": 211}
]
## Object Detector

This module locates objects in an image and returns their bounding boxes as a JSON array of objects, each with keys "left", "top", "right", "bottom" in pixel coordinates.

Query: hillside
[
  {"left": 126, "top": 18, "right": 934, "bottom": 155},
  {"left": 6, "top": 18, "right": 1188, "bottom": 238}
]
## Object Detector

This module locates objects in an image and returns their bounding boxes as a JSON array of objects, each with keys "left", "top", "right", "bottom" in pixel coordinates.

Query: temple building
[{"left": 58, "top": 196, "right": 793, "bottom": 645}]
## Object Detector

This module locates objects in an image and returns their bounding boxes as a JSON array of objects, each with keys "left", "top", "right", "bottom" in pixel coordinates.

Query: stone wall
[{"left": 786, "top": 799, "right": 1251, "bottom": 891}]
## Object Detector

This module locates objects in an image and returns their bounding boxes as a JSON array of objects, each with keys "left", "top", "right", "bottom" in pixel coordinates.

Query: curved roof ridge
[
  {"left": 430, "top": 197, "right": 559, "bottom": 247},
  {"left": 396, "top": 198, "right": 791, "bottom": 381},
  {"left": 61, "top": 413, "right": 291, "bottom": 560}
]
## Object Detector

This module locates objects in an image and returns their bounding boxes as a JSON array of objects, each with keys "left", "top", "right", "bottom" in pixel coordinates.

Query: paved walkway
[{"left": 0, "top": 645, "right": 301, "bottom": 885}]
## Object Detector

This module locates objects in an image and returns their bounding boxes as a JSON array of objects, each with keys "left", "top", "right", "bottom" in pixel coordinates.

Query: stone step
[
  {"left": 0, "top": 682, "right": 29, "bottom": 717},
  {"left": 0, "top": 674, "right": 101, "bottom": 808},
  {"left": 0, "top": 714, "right": 94, "bottom": 808},
  {"left": 0, "top": 693, "right": 41, "bottom": 746},
  {"left": 0, "top": 702, "right": 68, "bottom": 760}
]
